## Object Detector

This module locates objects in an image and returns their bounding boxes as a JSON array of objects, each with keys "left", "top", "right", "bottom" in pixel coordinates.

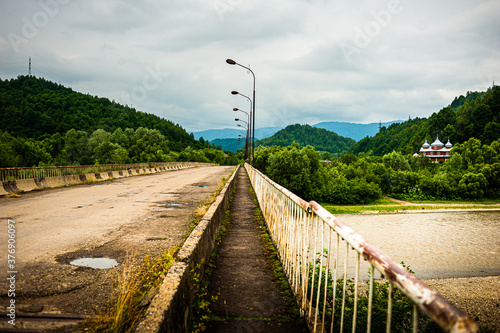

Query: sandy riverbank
[{"left": 424, "top": 276, "right": 499, "bottom": 332}]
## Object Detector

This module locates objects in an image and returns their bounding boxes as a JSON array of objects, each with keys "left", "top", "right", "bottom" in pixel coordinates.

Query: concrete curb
[
  {"left": 1, "top": 164, "right": 206, "bottom": 196},
  {"left": 135, "top": 165, "right": 240, "bottom": 333}
]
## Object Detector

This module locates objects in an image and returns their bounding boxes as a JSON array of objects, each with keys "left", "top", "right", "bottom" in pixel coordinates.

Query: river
[{"left": 336, "top": 210, "right": 500, "bottom": 280}]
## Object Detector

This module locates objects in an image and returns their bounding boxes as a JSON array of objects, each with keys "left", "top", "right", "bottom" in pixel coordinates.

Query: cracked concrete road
[
  {"left": 0, "top": 165, "right": 234, "bottom": 330},
  {"left": 0, "top": 166, "right": 233, "bottom": 266}
]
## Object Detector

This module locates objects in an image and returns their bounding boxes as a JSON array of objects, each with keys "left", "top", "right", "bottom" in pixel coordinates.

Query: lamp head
[
  {"left": 231, "top": 91, "right": 238, "bottom": 95},
  {"left": 226, "top": 59, "right": 236, "bottom": 65},
  {"left": 233, "top": 108, "right": 238, "bottom": 111}
]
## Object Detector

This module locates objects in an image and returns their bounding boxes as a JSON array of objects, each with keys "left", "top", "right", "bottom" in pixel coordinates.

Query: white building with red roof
[{"left": 419, "top": 137, "right": 453, "bottom": 162}]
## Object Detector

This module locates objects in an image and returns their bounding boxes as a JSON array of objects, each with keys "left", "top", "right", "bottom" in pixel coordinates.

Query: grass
[
  {"left": 4, "top": 192, "right": 21, "bottom": 198},
  {"left": 255, "top": 203, "right": 302, "bottom": 318},
  {"left": 189, "top": 176, "right": 229, "bottom": 232},
  {"left": 83, "top": 170, "right": 235, "bottom": 332},
  {"left": 191, "top": 169, "right": 305, "bottom": 332},
  {"left": 191, "top": 187, "right": 236, "bottom": 333},
  {"left": 189, "top": 166, "right": 237, "bottom": 233},
  {"left": 322, "top": 196, "right": 500, "bottom": 214},
  {"left": 86, "top": 247, "right": 178, "bottom": 332},
  {"left": 306, "top": 253, "right": 444, "bottom": 332},
  {"left": 249, "top": 178, "right": 304, "bottom": 320}
]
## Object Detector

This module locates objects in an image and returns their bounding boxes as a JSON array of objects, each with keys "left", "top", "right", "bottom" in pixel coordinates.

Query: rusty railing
[
  {"left": 244, "top": 163, "right": 478, "bottom": 333},
  {"left": 0, "top": 162, "right": 213, "bottom": 182}
]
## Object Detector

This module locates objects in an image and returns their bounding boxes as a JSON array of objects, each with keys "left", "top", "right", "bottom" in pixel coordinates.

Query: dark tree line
[
  {"left": 349, "top": 86, "right": 500, "bottom": 155},
  {"left": 0, "top": 127, "right": 241, "bottom": 167},
  {"left": 0, "top": 76, "right": 240, "bottom": 167},
  {"left": 0, "top": 75, "right": 202, "bottom": 151},
  {"left": 255, "top": 139, "right": 500, "bottom": 204}
]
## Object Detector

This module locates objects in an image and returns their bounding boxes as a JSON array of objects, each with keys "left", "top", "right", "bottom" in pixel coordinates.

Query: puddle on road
[
  {"left": 151, "top": 203, "right": 184, "bottom": 211},
  {"left": 70, "top": 257, "right": 119, "bottom": 269}
]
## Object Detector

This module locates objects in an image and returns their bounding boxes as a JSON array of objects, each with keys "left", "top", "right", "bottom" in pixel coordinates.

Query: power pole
[{"left": 29, "top": 57, "right": 31, "bottom": 76}]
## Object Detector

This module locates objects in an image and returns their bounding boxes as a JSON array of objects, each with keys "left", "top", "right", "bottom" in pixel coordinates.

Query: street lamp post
[
  {"left": 231, "top": 91, "right": 252, "bottom": 163},
  {"left": 233, "top": 108, "right": 250, "bottom": 161},
  {"left": 235, "top": 118, "right": 249, "bottom": 161},
  {"left": 226, "top": 59, "right": 256, "bottom": 165}
]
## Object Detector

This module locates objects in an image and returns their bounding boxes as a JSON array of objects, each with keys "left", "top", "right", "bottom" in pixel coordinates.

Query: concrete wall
[
  {"left": 135, "top": 165, "right": 240, "bottom": 333},
  {"left": 1, "top": 164, "right": 205, "bottom": 196}
]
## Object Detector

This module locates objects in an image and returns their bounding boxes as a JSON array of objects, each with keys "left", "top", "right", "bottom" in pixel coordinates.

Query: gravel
[{"left": 424, "top": 276, "right": 500, "bottom": 332}]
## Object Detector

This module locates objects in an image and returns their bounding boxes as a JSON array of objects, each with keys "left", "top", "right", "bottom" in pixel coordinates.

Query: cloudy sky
[{"left": 1, "top": 0, "right": 499, "bottom": 133}]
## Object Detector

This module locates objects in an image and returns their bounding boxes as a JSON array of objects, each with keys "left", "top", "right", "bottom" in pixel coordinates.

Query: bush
[{"left": 306, "top": 252, "right": 418, "bottom": 332}]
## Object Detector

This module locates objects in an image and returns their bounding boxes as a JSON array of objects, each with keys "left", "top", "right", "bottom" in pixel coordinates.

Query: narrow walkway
[{"left": 204, "top": 168, "right": 308, "bottom": 333}]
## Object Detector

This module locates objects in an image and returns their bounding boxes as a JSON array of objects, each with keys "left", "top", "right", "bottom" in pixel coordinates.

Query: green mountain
[
  {"left": 0, "top": 75, "right": 197, "bottom": 151},
  {"left": 348, "top": 86, "right": 500, "bottom": 155},
  {"left": 210, "top": 138, "right": 246, "bottom": 153},
  {"left": 313, "top": 120, "right": 402, "bottom": 141},
  {"left": 0, "top": 76, "right": 239, "bottom": 167},
  {"left": 255, "top": 124, "right": 356, "bottom": 153}
]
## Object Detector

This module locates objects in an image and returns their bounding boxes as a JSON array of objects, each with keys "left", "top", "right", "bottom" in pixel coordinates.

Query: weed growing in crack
[
  {"left": 189, "top": 176, "right": 229, "bottom": 233},
  {"left": 191, "top": 196, "right": 234, "bottom": 332},
  {"left": 84, "top": 247, "right": 178, "bottom": 332},
  {"left": 254, "top": 204, "right": 302, "bottom": 319}
]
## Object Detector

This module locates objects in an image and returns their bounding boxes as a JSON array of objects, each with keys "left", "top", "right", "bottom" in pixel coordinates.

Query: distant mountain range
[
  {"left": 314, "top": 120, "right": 402, "bottom": 141},
  {"left": 194, "top": 127, "right": 284, "bottom": 142},
  {"left": 204, "top": 86, "right": 500, "bottom": 155},
  {"left": 211, "top": 138, "right": 246, "bottom": 152},
  {"left": 193, "top": 121, "right": 402, "bottom": 143}
]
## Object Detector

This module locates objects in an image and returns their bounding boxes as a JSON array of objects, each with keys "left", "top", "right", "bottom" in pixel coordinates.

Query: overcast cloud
[{"left": 1, "top": 0, "right": 499, "bottom": 133}]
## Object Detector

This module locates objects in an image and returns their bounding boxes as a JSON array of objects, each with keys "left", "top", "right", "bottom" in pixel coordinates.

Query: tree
[
  {"left": 266, "top": 146, "right": 312, "bottom": 200},
  {"left": 482, "top": 122, "right": 500, "bottom": 145},
  {"left": 89, "top": 129, "right": 115, "bottom": 164},
  {"left": 453, "top": 138, "right": 483, "bottom": 167},
  {"left": 64, "top": 129, "right": 91, "bottom": 165},
  {"left": 382, "top": 151, "right": 412, "bottom": 171},
  {"left": 458, "top": 172, "right": 488, "bottom": 198}
]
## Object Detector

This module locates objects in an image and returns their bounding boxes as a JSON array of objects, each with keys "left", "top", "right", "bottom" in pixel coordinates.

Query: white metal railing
[
  {"left": 244, "top": 163, "right": 478, "bottom": 333},
  {"left": 0, "top": 162, "right": 214, "bottom": 182}
]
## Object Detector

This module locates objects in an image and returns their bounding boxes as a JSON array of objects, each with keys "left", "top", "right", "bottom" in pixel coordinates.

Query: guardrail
[
  {"left": 244, "top": 163, "right": 478, "bottom": 333},
  {"left": 0, "top": 162, "right": 213, "bottom": 182}
]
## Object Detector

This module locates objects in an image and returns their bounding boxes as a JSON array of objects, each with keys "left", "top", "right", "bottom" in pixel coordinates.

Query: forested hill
[
  {"left": 348, "top": 86, "right": 500, "bottom": 155},
  {"left": 255, "top": 124, "right": 356, "bottom": 153},
  {"left": 0, "top": 75, "right": 197, "bottom": 150}
]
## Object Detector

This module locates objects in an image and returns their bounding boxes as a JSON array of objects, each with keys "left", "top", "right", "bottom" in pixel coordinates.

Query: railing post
[{"left": 243, "top": 163, "right": 479, "bottom": 333}]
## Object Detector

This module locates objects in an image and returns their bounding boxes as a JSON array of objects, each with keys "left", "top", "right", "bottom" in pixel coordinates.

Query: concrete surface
[
  {"left": 136, "top": 165, "right": 239, "bottom": 332},
  {"left": 0, "top": 165, "right": 234, "bottom": 331},
  {"left": 203, "top": 168, "right": 308, "bottom": 333}
]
